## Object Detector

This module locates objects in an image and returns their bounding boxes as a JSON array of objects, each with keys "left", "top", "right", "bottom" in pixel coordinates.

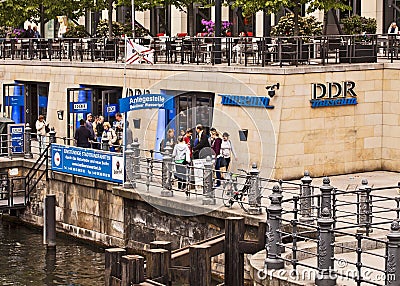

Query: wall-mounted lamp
[
  {"left": 265, "top": 83, "right": 280, "bottom": 98},
  {"left": 133, "top": 118, "right": 141, "bottom": 129},
  {"left": 239, "top": 129, "right": 248, "bottom": 141},
  {"left": 57, "top": 110, "right": 64, "bottom": 120}
]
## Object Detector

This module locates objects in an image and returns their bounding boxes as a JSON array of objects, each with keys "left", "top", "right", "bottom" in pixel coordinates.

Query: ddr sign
[
  {"left": 119, "top": 94, "right": 172, "bottom": 113},
  {"left": 51, "top": 144, "right": 124, "bottom": 183},
  {"left": 310, "top": 81, "right": 357, "bottom": 108}
]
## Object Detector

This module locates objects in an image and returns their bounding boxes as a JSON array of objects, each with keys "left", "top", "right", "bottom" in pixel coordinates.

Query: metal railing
[{"left": 1, "top": 34, "right": 400, "bottom": 66}]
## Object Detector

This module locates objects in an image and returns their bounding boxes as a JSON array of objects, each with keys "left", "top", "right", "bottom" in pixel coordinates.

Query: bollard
[
  {"left": 102, "top": 137, "right": 110, "bottom": 151},
  {"left": 386, "top": 221, "right": 400, "bottom": 285},
  {"left": 161, "top": 143, "right": 173, "bottom": 197},
  {"left": 146, "top": 248, "right": 169, "bottom": 281},
  {"left": 315, "top": 207, "right": 336, "bottom": 286},
  {"left": 44, "top": 194, "right": 56, "bottom": 248},
  {"left": 123, "top": 144, "right": 134, "bottom": 188},
  {"left": 132, "top": 138, "right": 141, "bottom": 179},
  {"left": 300, "top": 170, "right": 314, "bottom": 224},
  {"left": 320, "top": 177, "right": 333, "bottom": 217},
  {"left": 225, "top": 217, "right": 245, "bottom": 286},
  {"left": 190, "top": 245, "right": 211, "bottom": 286},
  {"left": 49, "top": 128, "right": 56, "bottom": 144},
  {"left": 357, "top": 179, "right": 372, "bottom": 234},
  {"left": 121, "top": 255, "right": 145, "bottom": 286},
  {"left": 202, "top": 156, "right": 216, "bottom": 205},
  {"left": 265, "top": 184, "right": 284, "bottom": 269},
  {"left": 248, "top": 163, "right": 262, "bottom": 215},
  {"left": 105, "top": 248, "right": 126, "bottom": 286},
  {"left": 24, "top": 123, "right": 33, "bottom": 159}
]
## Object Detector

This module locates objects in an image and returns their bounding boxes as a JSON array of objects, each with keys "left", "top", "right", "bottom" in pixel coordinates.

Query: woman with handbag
[
  {"left": 220, "top": 132, "right": 237, "bottom": 170},
  {"left": 35, "top": 115, "right": 48, "bottom": 154},
  {"left": 172, "top": 136, "right": 191, "bottom": 190}
]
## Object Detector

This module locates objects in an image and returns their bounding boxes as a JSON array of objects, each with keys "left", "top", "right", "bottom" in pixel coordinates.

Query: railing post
[
  {"left": 315, "top": 207, "right": 336, "bottom": 286},
  {"left": 121, "top": 255, "right": 145, "bottom": 286},
  {"left": 102, "top": 138, "right": 110, "bottom": 151},
  {"left": 24, "top": 123, "right": 33, "bottom": 159},
  {"left": 248, "top": 163, "right": 261, "bottom": 215},
  {"left": 357, "top": 178, "right": 372, "bottom": 234},
  {"left": 161, "top": 143, "right": 173, "bottom": 197},
  {"left": 202, "top": 156, "right": 215, "bottom": 205},
  {"left": 49, "top": 128, "right": 56, "bottom": 144},
  {"left": 123, "top": 144, "right": 134, "bottom": 188},
  {"left": 300, "top": 170, "right": 314, "bottom": 224},
  {"left": 386, "top": 221, "right": 400, "bottom": 285},
  {"left": 43, "top": 194, "right": 56, "bottom": 248},
  {"left": 224, "top": 217, "right": 244, "bottom": 286},
  {"left": 105, "top": 248, "right": 126, "bottom": 286},
  {"left": 265, "top": 184, "right": 284, "bottom": 269},
  {"left": 190, "top": 245, "right": 211, "bottom": 286},
  {"left": 320, "top": 177, "right": 333, "bottom": 217},
  {"left": 132, "top": 138, "right": 141, "bottom": 179}
]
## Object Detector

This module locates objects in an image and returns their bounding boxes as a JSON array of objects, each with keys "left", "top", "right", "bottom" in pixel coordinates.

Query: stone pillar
[
  {"left": 202, "top": 156, "right": 216, "bottom": 205},
  {"left": 123, "top": 144, "right": 134, "bottom": 188},
  {"left": 315, "top": 208, "right": 336, "bottom": 286},
  {"left": 105, "top": 248, "right": 126, "bottom": 286},
  {"left": 357, "top": 178, "right": 372, "bottom": 234},
  {"left": 320, "top": 177, "right": 333, "bottom": 217},
  {"left": 300, "top": 170, "right": 314, "bottom": 224},
  {"left": 248, "top": 163, "right": 261, "bottom": 215},
  {"left": 265, "top": 184, "right": 284, "bottom": 269},
  {"left": 132, "top": 138, "right": 141, "bottom": 179},
  {"left": 24, "top": 123, "right": 33, "bottom": 159},
  {"left": 161, "top": 143, "right": 173, "bottom": 197},
  {"left": 102, "top": 138, "right": 110, "bottom": 151},
  {"left": 386, "top": 221, "right": 400, "bottom": 285}
]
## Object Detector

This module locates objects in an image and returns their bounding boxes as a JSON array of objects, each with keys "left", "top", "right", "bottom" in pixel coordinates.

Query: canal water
[{"left": 0, "top": 219, "right": 105, "bottom": 286}]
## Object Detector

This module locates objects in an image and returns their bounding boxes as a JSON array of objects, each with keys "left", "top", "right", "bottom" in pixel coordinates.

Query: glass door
[
  {"left": 2, "top": 83, "right": 26, "bottom": 124},
  {"left": 66, "top": 88, "right": 93, "bottom": 140},
  {"left": 101, "top": 89, "right": 120, "bottom": 124}
]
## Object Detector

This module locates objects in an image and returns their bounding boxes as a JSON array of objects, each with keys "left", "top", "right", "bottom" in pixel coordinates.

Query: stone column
[
  {"left": 49, "top": 128, "right": 56, "bottom": 144},
  {"left": 357, "top": 178, "right": 372, "bottom": 234},
  {"left": 24, "top": 123, "right": 33, "bottom": 159},
  {"left": 300, "top": 170, "right": 314, "bottom": 224},
  {"left": 320, "top": 177, "right": 333, "bottom": 217},
  {"left": 161, "top": 143, "right": 173, "bottom": 197},
  {"left": 132, "top": 138, "right": 141, "bottom": 179},
  {"left": 248, "top": 163, "right": 262, "bottom": 215},
  {"left": 386, "top": 221, "right": 400, "bottom": 285},
  {"left": 202, "top": 156, "right": 216, "bottom": 205},
  {"left": 123, "top": 144, "right": 134, "bottom": 188}
]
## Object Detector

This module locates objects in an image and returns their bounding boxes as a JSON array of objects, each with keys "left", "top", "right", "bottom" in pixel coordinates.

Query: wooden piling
[
  {"left": 121, "top": 255, "right": 145, "bottom": 286},
  {"left": 189, "top": 245, "right": 211, "bottom": 286},
  {"left": 224, "top": 217, "right": 245, "bottom": 286},
  {"left": 105, "top": 248, "right": 126, "bottom": 286}
]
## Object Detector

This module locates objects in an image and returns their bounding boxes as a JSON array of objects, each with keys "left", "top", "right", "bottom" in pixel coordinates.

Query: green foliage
[
  {"left": 341, "top": 15, "right": 377, "bottom": 35},
  {"left": 271, "top": 14, "right": 322, "bottom": 37},
  {"left": 95, "top": 19, "right": 150, "bottom": 37},
  {"left": 63, "top": 24, "right": 87, "bottom": 38}
]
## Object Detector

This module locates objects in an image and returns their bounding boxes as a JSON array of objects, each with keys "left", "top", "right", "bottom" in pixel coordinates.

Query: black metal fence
[{"left": 1, "top": 34, "right": 400, "bottom": 66}]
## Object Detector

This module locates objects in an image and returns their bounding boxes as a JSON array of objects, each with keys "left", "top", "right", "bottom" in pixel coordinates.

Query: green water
[{"left": 0, "top": 219, "right": 104, "bottom": 286}]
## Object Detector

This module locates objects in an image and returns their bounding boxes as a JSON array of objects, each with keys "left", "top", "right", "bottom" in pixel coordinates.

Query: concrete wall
[{"left": 0, "top": 62, "right": 398, "bottom": 179}]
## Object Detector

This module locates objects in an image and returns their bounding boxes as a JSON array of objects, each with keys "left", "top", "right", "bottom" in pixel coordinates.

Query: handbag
[
  {"left": 219, "top": 156, "right": 227, "bottom": 167},
  {"left": 45, "top": 124, "right": 50, "bottom": 133}
]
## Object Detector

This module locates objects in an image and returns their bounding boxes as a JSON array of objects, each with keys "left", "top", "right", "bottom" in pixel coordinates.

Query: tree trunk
[
  {"left": 40, "top": 4, "right": 45, "bottom": 37},
  {"left": 108, "top": 0, "right": 113, "bottom": 39},
  {"left": 331, "top": 9, "right": 344, "bottom": 35},
  {"left": 187, "top": 4, "right": 195, "bottom": 36},
  {"left": 323, "top": 10, "right": 328, "bottom": 35},
  {"left": 293, "top": 5, "right": 300, "bottom": 36}
]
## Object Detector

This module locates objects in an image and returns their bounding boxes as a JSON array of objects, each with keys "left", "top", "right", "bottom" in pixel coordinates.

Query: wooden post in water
[
  {"left": 44, "top": 194, "right": 56, "bottom": 248},
  {"left": 224, "top": 217, "right": 245, "bottom": 286},
  {"left": 146, "top": 248, "right": 169, "bottom": 283},
  {"left": 105, "top": 248, "right": 126, "bottom": 286},
  {"left": 121, "top": 255, "right": 145, "bottom": 285},
  {"left": 189, "top": 245, "right": 211, "bottom": 286}
]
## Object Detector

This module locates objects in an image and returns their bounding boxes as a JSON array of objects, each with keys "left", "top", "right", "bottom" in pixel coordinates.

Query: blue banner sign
[
  {"left": 219, "top": 94, "right": 274, "bottom": 109},
  {"left": 51, "top": 144, "right": 124, "bottom": 183},
  {"left": 70, "top": 102, "right": 91, "bottom": 113},
  {"left": 8, "top": 124, "right": 25, "bottom": 155},
  {"left": 105, "top": 104, "right": 119, "bottom": 117},
  {"left": 5, "top": 96, "right": 24, "bottom": 107},
  {"left": 119, "top": 94, "right": 172, "bottom": 113}
]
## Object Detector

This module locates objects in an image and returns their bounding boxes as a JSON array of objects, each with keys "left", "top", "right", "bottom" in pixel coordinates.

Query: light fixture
[
  {"left": 239, "top": 129, "right": 248, "bottom": 141},
  {"left": 265, "top": 83, "right": 280, "bottom": 98},
  {"left": 57, "top": 110, "right": 64, "bottom": 120}
]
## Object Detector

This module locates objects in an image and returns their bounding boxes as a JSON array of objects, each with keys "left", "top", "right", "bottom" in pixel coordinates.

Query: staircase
[{"left": 0, "top": 144, "right": 50, "bottom": 211}]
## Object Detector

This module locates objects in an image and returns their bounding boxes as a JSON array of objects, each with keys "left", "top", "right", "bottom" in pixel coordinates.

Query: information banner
[
  {"left": 8, "top": 124, "right": 25, "bottom": 155},
  {"left": 119, "top": 94, "right": 172, "bottom": 113},
  {"left": 5, "top": 96, "right": 24, "bottom": 106},
  {"left": 51, "top": 144, "right": 124, "bottom": 183},
  {"left": 69, "top": 102, "right": 92, "bottom": 113}
]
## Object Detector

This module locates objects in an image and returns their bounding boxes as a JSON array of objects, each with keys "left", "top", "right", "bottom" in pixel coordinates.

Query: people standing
[
  {"left": 24, "top": 25, "right": 35, "bottom": 38},
  {"left": 33, "top": 26, "right": 40, "bottom": 38},
  {"left": 85, "top": 113, "right": 95, "bottom": 143},
  {"left": 35, "top": 115, "right": 48, "bottom": 154},
  {"left": 103, "top": 122, "right": 117, "bottom": 151},
  {"left": 220, "top": 132, "right": 237, "bottom": 170},
  {"left": 160, "top": 128, "right": 176, "bottom": 153},
  {"left": 210, "top": 128, "right": 222, "bottom": 187},
  {"left": 183, "top": 128, "right": 193, "bottom": 158},
  {"left": 113, "top": 113, "right": 123, "bottom": 152},
  {"left": 172, "top": 136, "right": 191, "bottom": 190},
  {"left": 94, "top": 116, "right": 104, "bottom": 149},
  {"left": 388, "top": 22, "right": 399, "bottom": 34},
  {"left": 192, "top": 124, "right": 210, "bottom": 159},
  {"left": 75, "top": 119, "right": 94, "bottom": 148}
]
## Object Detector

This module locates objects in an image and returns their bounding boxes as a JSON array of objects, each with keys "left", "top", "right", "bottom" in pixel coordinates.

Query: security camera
[{"left": 265, "top": 83, "right": 280, "bottom": 98}]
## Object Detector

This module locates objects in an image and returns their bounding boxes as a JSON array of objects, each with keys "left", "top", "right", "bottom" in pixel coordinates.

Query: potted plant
[{"left": 339, "top": 15, "right": 377, "bottom": 63}]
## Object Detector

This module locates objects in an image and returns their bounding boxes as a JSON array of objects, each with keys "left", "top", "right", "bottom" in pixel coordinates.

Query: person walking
[
  {"left": 172, "top": 136, "right": 191, "bottom": 190},
  {"left": 210, "top": 128, "right": 222, "bottom": 187},
  {"left": 75, "top": 119, "right": 94, "bottom": 148},
  {"left": 35, "top": 115, "right": 48, "bottom": 154},
  {"left": 192, "top": 124, "right": 210, "bottom": 159},
  {"left": 220, "top": 132, "right": 237, "bottom": 170}
]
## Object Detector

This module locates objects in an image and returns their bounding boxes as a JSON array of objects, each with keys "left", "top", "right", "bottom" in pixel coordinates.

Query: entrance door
[
  {"left": 2, "top": 83, "right": 26, "bottom": 124},
  {"left": 175, "top": 92, "right": 214, "bottom": 133},
  {"left": 101, "top": 89, "right": 120, "bottom": 124},
  {"left": 66, "top": 88, "right": 93, "bottom": 139}
]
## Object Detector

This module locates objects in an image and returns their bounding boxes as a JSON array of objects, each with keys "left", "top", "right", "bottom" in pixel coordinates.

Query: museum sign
[{"left": 310, "top": 81, "right": 357, "bottom": 108}]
